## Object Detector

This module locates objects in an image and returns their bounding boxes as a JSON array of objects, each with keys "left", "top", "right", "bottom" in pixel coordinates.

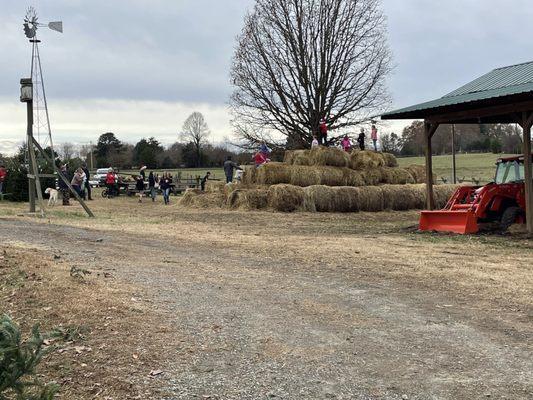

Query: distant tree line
[{"left": 380, "top": 122, "right": 523, "bottom": 156}]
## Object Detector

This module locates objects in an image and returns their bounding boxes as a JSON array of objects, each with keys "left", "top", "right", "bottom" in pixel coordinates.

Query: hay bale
[
  {"left": 357, "top": 186, "right": 384, "bottom": 212},
  {"left": 180, "top": 189, "right": 225, "bottom": 209},
  {"left": 227, "top": 188, "right": 268, "bottom": 210},
  {"left": 350, "top": 150, "right": 385, "bottom": 170},
  {"left": 205, "top": 181, "right": 226, "bottom": 194},
  {"left": 267, "top": 184, "right": 305, "bottom": 212},
  {"left": 241, "top": 166, "right": 257, "bottom": 185},
  {"left": 382, "top": 153, "right": 399, "bottom": 168},
  {"left": 380, "top": 167, "right": 416, "bottom": 185},
  {"left": 403, "top": 164, "right": 439, "bottom": 184},
  {"left": 303, "top": 186, "right": 359, "bottom": 213},
  {"left": 360, "top": 168, "right": 383, "bottom": 186},
  {"left": 255, "top": 162, "right": 291, "bottom": 185},
  {"left": 343, "top": 169, "right": 366, "bottom": 187},
  {"left": 434, "top": 184, "right": 460, "bottom": 208},
  {"left": 381, "top": 185, "right": 420, "bottom": 211},
  {"left": 290, "top": 165, "right": 322, "bottom": 187},
  {"left": 284, "top": 150, "right": 311, "bottom": 166},
  {"left": 307, "top": 146, "right": 350, "bottom": 167},
  {"left": 303, "top": 185, "right": 336, "bottom": 212}
]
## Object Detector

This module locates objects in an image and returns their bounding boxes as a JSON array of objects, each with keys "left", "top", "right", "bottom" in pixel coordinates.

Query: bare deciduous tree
[
  {"left": 230, "top": 0, "right": 392, "bottom": 148},
  {"left": 60, "top": 142, "right": 76, "bottom": 161},
  {"left": 180, "top": 112, "right": 210, "bottom": 167}
]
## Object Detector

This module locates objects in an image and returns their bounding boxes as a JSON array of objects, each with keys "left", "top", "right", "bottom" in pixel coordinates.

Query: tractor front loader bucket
[{"left": 419, "top": 210, "right": 479, "bottom": 234}]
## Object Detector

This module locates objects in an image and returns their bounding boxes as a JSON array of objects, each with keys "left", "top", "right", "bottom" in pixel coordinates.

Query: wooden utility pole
[
  {"left": 451, "top": 124, "right": 457, "bottom": 184},
  {"left": 521, "top": 112, "right": 533, "bottom": 234},
  {"left": 424, "top": 121, "right": 439, "bottom": 210}
]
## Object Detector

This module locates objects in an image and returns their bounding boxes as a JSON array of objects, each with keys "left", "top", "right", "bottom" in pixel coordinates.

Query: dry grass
[{"left": 0, "top": 246, "right": 169, "bottom": 399}]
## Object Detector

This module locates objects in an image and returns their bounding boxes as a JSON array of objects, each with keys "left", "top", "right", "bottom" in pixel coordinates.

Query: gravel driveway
[{"left": 0, "top": 217, "right": 531, "bottom": 400}]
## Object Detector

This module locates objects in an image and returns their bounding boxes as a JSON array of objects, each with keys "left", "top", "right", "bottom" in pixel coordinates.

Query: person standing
[
  {"left": 139, "top": 165, "right": 147, "bottom": 180},
  {"left": 254, "top": 151, "right": 269, "bottom": 168},
  {"left": 357, "top": 128, "right": 366, "bottom": 151},
  {"left": 0, "top": 165, "right": 7, "bottom": 195},
  {"left": 105, "top": 168, "right": 116, "bottom": 198},
  {"left": 259, "top": 141, "right": 271, "bottom": 157},
  {"left": 319, "top": 118, "right": 328, "bottom": 146},
  {"left": 200, "top": 171, "right": 211, "bottom": 191},
  {"left": 136, "top": 173, "right": 145, "bottom": 203},
  {"left": 71, "top": 168, "right": 84, "bottom": 197},
  {"left": 58, "top": 164, "right": 70, "bottom": 205},
  {"left": 341, "top": 135, "right": 352, "bottom": 152},
  {"left": 311, "top": 136, "right": 319, "bottom": 148},
  {"left": 160, "top": 172, "right": 172, "bottom": 205},
  {"left": 223, "top": 156, "right": 242, "bottom": 183},
  {"left": 148, "top": 171, "right": 157, "bottom": 202},
  {"left": 371, "top": 124, "right": 379, "bottom": 152},
  {"left": 81, "top": 163, "right": 92, "bottom": 200}
]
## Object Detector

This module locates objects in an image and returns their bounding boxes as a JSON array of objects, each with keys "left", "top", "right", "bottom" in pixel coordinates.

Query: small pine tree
[{"left": 0, "top": 315, "right": 58, "bottom": 399}]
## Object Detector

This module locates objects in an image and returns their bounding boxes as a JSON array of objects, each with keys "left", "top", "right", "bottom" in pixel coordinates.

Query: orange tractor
[{"left": 420, "top": 154, "right": 530, "bottom": 234}]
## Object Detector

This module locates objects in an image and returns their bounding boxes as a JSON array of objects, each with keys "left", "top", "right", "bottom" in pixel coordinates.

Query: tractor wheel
[{"left": 500, "top": 206, "right": 521, "bottom": 231}]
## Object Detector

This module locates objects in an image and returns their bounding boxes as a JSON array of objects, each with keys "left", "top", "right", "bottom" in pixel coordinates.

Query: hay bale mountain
[{"left": 180, "top": 147, "right": 454, "bottom": 214}]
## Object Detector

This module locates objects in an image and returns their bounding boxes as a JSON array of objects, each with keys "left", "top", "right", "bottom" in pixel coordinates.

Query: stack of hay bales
[
  {"left": 179, "top": 146, "right": 454, "bottom": 214},
  {"left": 266, "top": 183, "right": 458, "bottom": 213}
]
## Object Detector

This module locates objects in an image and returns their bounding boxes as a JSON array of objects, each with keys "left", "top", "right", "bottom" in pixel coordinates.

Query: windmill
[{"left": 21, "top": 7, "right": 94, "bottom": 217}]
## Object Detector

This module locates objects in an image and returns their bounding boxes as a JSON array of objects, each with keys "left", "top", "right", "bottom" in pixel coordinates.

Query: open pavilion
[{"left": 382, "top": 61, "right": 533, "bottom": 234}]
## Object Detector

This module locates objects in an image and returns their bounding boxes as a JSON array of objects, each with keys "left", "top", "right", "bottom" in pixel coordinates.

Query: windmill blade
[{"left": 48, "top": 21, "right": 63, "bottom": 33}]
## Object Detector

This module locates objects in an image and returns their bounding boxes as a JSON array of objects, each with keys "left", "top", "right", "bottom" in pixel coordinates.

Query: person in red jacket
[
  {"left": 254, "top": 151, "right": 270, "bottom": 168},
  {"left": 105, "top": 169, "right": 117, "bottom": 197},
  {"left": 319, "top": 118, "right": 328, "bottom": 146},
  {"left": 0, "top": 165, "right": 6, "bottom": 195}
]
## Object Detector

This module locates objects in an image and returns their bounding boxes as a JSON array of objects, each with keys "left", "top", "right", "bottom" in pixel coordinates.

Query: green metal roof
[{"left": 382, "top": 60, "right": 533, "bottom": 119}]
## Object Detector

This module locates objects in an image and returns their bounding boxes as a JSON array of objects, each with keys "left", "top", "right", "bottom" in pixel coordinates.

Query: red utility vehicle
[{"left": 420, "top": 154, "right": 531, "bottom": 234}]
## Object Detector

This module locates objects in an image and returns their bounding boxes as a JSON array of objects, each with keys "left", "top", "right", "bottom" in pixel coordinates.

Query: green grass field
[{"left": 397, "top": 153, "right": 518, "bottom": 184}]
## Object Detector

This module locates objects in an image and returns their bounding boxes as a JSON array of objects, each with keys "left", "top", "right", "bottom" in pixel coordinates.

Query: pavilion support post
[
  {"left": 424, "top": 121, "right": 439, "bottom": 210},
  {"left": 521, "top": 112, "right": 533, "bottom": 234}
]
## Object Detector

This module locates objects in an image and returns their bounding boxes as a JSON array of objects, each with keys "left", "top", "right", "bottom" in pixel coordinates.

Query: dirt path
[{"left": 0, "top": 217, "right": 531, "bottom": 399}]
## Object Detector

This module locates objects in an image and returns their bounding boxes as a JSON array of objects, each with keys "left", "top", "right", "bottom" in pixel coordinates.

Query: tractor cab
[
  {"left": 419, "top": 154, "right": 531, "bottom": 234},
  {"left": 494, "top": 155, "right": 525, "bottom": 184}
]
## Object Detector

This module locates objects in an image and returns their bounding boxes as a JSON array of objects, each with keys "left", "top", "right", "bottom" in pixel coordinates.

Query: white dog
[{"left": 44, "top": 188, "right": 58, "bottom": 206}]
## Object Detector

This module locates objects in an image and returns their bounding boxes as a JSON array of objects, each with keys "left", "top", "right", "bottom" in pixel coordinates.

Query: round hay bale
[
  {"left": 289, "top": 165, "right": 322, "bottom": 187},
  {"left": 303, "top": 186, "right": 359, "bottom": 213},
  {"left": 241, "top": 166, "right": 257, "bottom": 185},
  {"left": 343, "top": 169, "right": 366, "bottom": 187},
  {"left": 308, "top": 146, "right": 350, "bottom": 167},
  {"left": 411, "top": 184, "right": 428, "bottom": 209},
  {"left": 360, "top": 168, "right": 383, "bottom": 186},
  {"left": 255, "top": 162, "right": 291, "bottom": 185},
  {"left": 381, "top": 185, "right": 419, "bottom": 211},
  {"left": 284, "top": 150, "right": 311, "bottom": 166},
  {"left": 382, "top": 153, "right": 399, "bottom": 168},
  {"left": 434, "top": 184, "right": 460, "bottom": 208},
  {"left": 403, "top": 165, "right": 437, "bottom": 184},
  {"left": 350, "top": 150, "right": 385, "bottom": 170},
  {"left": 356, "top": 186, "right": 384, "bottom": 212},
  {"left": 267, "top": 184, "right": 305, "bottom": 212},
  {"left": 303, "top": 185, "right": 336, "bottom": 212},
  {"left": 332, "top": 187, "right": 359, "bottom": 212},
  {"left": 380, "top": 167, "right": 416, "bottom": 185},
  {"left": 227, "top": 188, "right": 269, "bottom": 210}
]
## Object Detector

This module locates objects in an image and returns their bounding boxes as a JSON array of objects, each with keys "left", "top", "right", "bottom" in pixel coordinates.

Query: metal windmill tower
[
  {"left": 21, "top": 7, "right": 94, "bottom": 217},
  {"left": 24, "top": 6, "right": 62, "bottom": 153}
]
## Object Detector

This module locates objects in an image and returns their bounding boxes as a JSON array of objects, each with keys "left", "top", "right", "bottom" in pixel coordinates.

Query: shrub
[{"left": 0, "top": 314, "right": 58, "bottom": 399}]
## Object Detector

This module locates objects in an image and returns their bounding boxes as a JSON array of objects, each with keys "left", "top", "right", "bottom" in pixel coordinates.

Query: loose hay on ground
[{"left": 180, "top": 189, "right": 226, "bottom": 209}]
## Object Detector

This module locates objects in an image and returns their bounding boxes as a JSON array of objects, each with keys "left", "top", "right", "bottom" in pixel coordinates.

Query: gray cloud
[{"left": 2, "top": 0, "right": 533, "bottom": 154}]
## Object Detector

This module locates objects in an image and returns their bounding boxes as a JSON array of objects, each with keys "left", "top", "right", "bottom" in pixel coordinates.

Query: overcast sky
[{"left": 1, "top": 0, "right": 533, "bottom": 154}]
